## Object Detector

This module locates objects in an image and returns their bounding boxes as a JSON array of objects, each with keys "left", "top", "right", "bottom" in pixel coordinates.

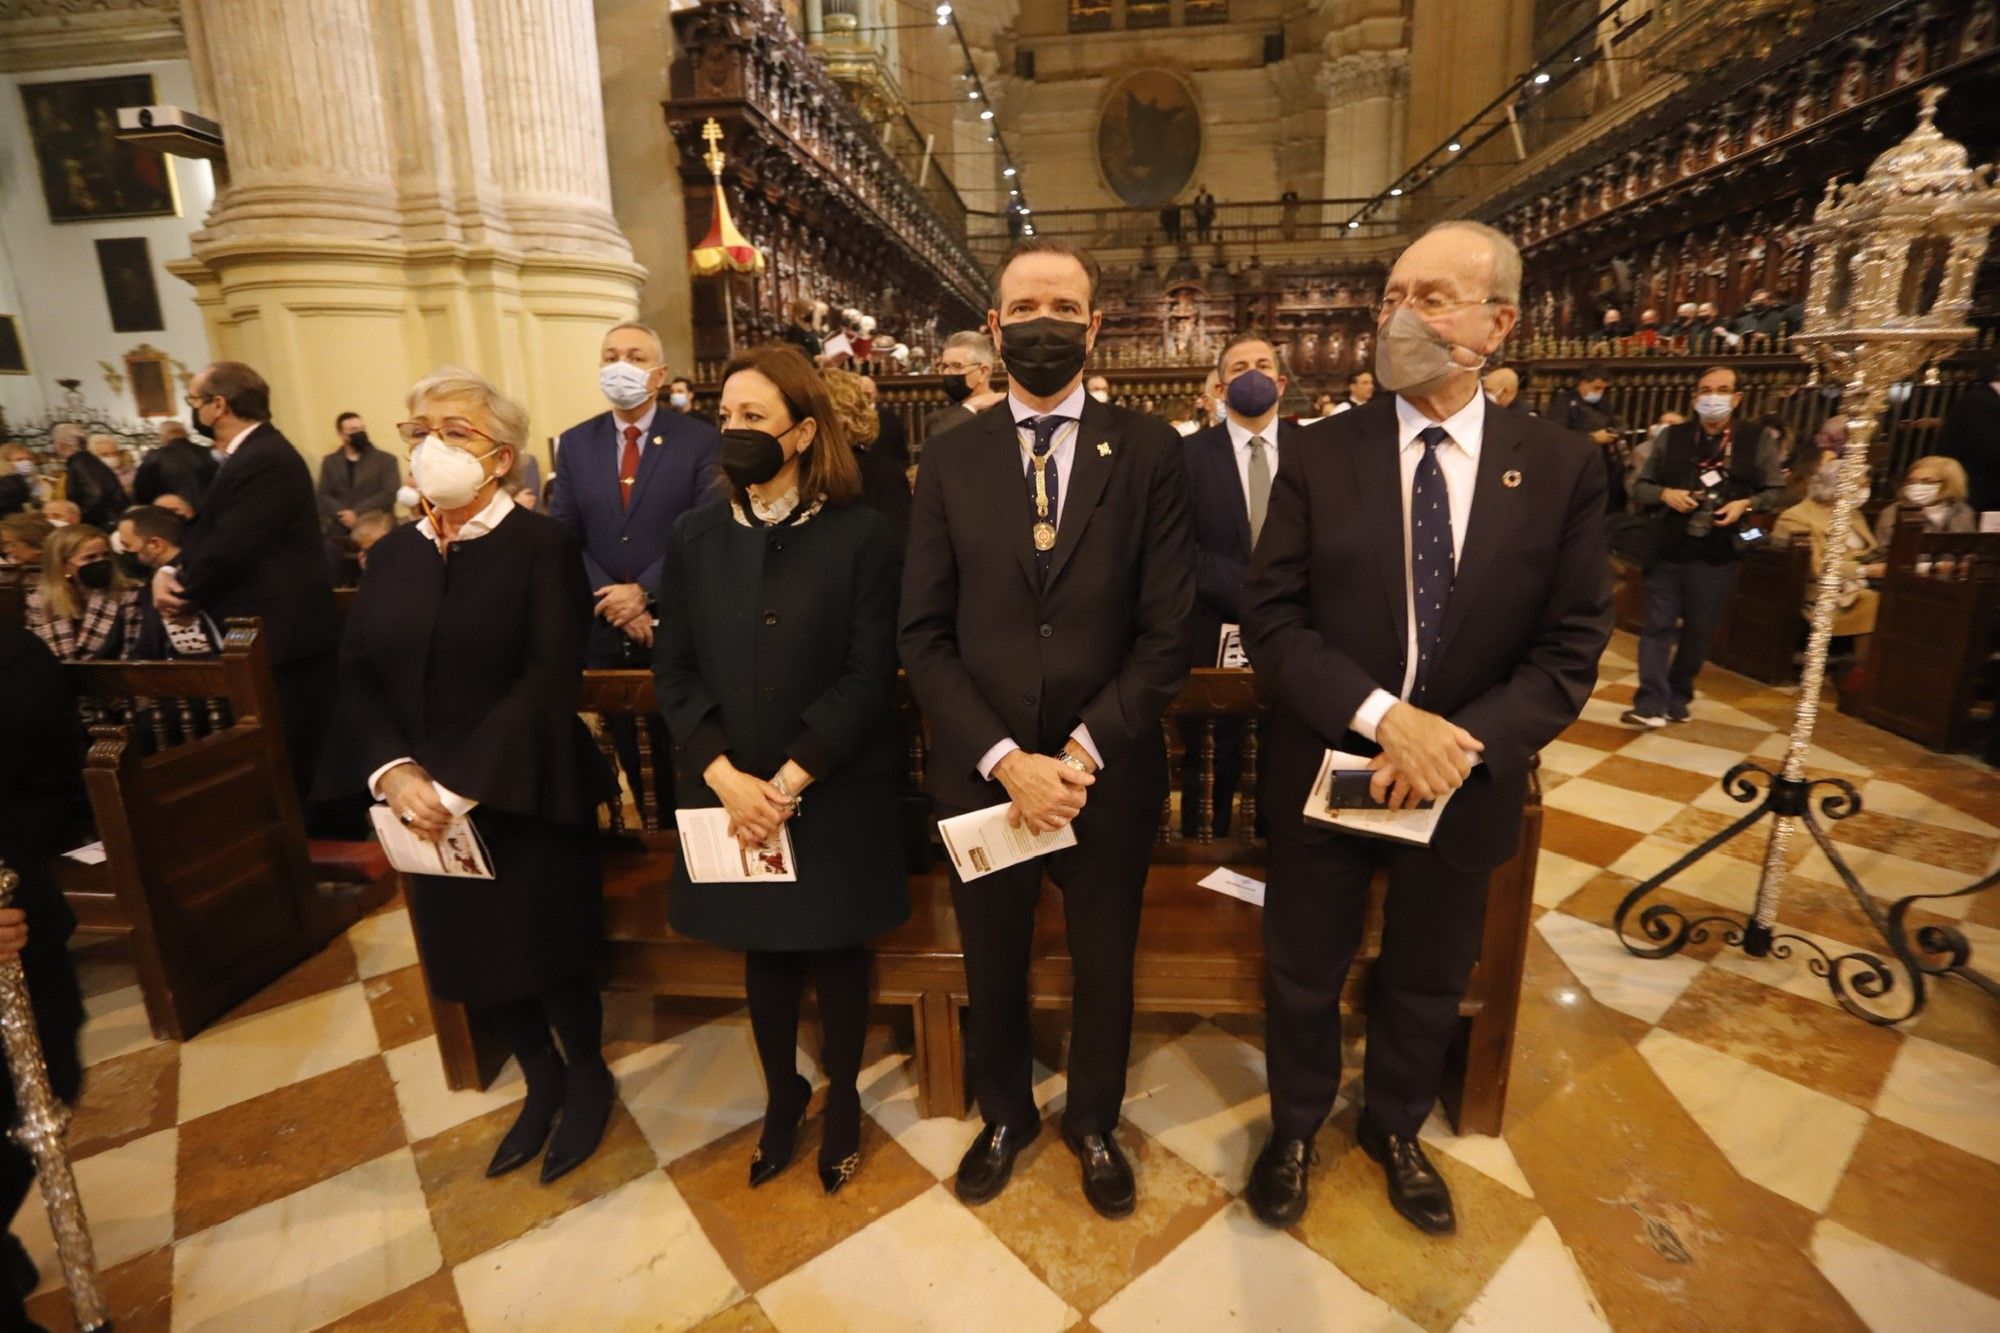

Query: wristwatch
[
  {"left": 1056, "top": 749, "right": 1090, "bottom": 774},
  {"left": 772, "top": 772, "right": 804, "bottom": 815}
]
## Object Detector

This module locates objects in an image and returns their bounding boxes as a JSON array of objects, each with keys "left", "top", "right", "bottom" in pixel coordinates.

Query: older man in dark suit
[
  {"left": 152, "top": 361, "right": 339, "bottom": 806},
  {"left": 1242, "top": 220, "right": 1611, "bottom": 1235},
  {"left": 549, "top": 321, "right": 720, "bottom": 813},
  {"left": 133, "top": 421, "right": 219, "bottom": 514},
  {"left": 901, "top": 238, "right": 1194, "bottom": 1219}
]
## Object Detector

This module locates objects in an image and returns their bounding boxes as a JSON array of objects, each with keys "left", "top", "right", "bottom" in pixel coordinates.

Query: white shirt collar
[
  {"left": 218, "top": 420, "right": 264, "bottom": 457},
  {"left": 1394, "top": 390, "right": 1485, "bottom": 459},
  {"left": 612, "top": 403, "right": 659, "bottom": 440},
  {"left": 417, "top": 485, "right": 516, "bottom": 544},
  {"left": 1009, "top": 383, "right": 1088, "bottom": 427},
  {"left": 1225, "top": 415, "right": 1279, "bottom": 452}
]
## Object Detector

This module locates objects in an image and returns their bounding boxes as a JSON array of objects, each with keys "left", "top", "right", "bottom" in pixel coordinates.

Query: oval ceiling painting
[{"left": 1096, "top": 68, "right": 1201, "bottom": 208}]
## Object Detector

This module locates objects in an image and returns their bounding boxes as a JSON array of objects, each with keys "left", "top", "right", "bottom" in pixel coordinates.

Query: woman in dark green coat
[{"left": 653, "top": 342, "right": 907, "bottom": 1196}]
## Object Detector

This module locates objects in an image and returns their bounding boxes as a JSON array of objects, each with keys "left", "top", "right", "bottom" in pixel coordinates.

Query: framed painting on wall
[
  {"left": 0, "top": 317, "right": 25, "bottom": 375},
  {"left": 20, "top": 74, "right": 180, "bottom": 224},
  {"left": 96, "top": 237, "right": 165, "bottom": 334},
  {"left": 124, "top": 345, "right": 173, "bottom": 417},
  {"left": 1096, "top": 69, "right": 1202, "bottom": 209}
]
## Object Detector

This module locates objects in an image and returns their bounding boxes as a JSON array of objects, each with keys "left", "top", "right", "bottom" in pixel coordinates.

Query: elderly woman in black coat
[
  {"left": 654, "top": 342, "right": 906, "bottom": 1195},
  {"left": 318, "top": 367, "right": 617, "bottom": 1185}
]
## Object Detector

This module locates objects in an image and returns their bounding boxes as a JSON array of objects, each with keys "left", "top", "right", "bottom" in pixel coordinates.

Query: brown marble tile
[
  {"left": 414, "top": 1099, "right": 657, "bottom": 1267},
  {"left": 1968, "top": 881, "right": 2000, "bottom": 934},
  {"left": 25, "top": 1243, "right": 174, "bottom": 1333},
  {"left": 1600, "top": 1007, "right": 1656, "bottom": 1047},
  {"left": 214, "top": 934, "right": 360, "bottom": 1026},
  {"left": 1824, "top": 810, "right": 1995, "bottom": 877},
  {"left": 175, "top": 1054, "right": 406, "bottom": 1238},
  {"left": 1689, "top": 671, "right": 1777, "bottom": 705},
  {"left": 1668, "top": 719, "right": 1778, "bottom": 754},
  {"left": 1208, "top": 1011, "right": 1267, "bottom": 1051},
  {"left": 1829, "top": 1116, "right": 2000, "bottom": 1300},
  {"left": 71, "top": 1040, "right": 178, "bottom": 1159},
  {"left": 972, "top": 1117, "right": 1230, "bottom": 1316},
  {"left": 1540, "top": 771, "right": 1573, "bottom": 794},
  {"left": 1292, "top": 1106, "right": 1543, "bottom": 1333},
  {"left": 668, "top": 1108, "right": 932, "bottom": 1294},
  {"left": 1557, "top": 719, "right": 1638, "bottom": 752},
  {"left": 364, "top": 965, "right": 436, "bottom": 1052},
  {"left": 1906, "top": 973, "right": 2000, "bottom": 1067},
  {"left": 1541, "top": 809, "right": 1648, "bottom": 869},
  {"left": 691, "top": 1298, "right": 780, "bottom": 1332},
  {"left": 1655, "top": 807, "right": 1808, "bottom": 868},
  {"left": 320, "top": 1269, "right": 466, "bottom": 1332},
  {"left": 70, "top": 936, "right": 138, "bottom": 1000},
  {"left": 1504, "top": 930, "right": 1867, "bottom": 1331},
  {"left": 1657, "top": 966, "right": 1903, "bottom": 1108},
  {"left": 1874, "top": 766, "right": 2000, "bottom": 832},
  {"left": 1584, "top": 755, "right": 1718, "bottom": 806},
  {"left": 1767, "top": 873, "right": 1901, "bottom": 957},
  {"left": 1557, "top": 871, "right": 1732, "bottom": 963},
  {"left": 1594, "top": 680, "right": 1639, "bottom": 706}
]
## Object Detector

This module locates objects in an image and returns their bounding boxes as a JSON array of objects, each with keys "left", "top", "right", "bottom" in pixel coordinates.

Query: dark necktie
[
  {"left": 1412, "top": 425, "right": 1456, "bottom": 699},
  {"left": 1022, "top": 415, "right": 1064, "bottom": 580},
  {"left": 618, "top": 425, "right": 641, "bottom": 509}
]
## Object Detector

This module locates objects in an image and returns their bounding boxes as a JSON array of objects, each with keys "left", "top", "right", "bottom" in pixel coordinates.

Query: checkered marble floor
[{"left": 31, "top": 631, "right": 2000, "bottom": 1331}]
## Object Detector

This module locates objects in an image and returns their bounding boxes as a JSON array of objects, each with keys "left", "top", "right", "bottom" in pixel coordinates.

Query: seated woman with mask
[
  {"left": 316, "top": 367, "right": 618, "bottom": 1184},
  {"left": 1774, "top": 456, "right": 1882, "bottom": 650},
  {"left": 653, "top": 342, "right": 906, "bottom": 1195},
  {"left": 26, "top": 523, "right": 140, "bottom": 660},
  {"left": 1870, "top": 456, "right": 1977, "bottom": 557}
]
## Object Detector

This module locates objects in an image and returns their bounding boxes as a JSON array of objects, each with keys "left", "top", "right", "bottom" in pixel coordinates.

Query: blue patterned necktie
[
  {"left": 1411, "top": 425, "right": 1456, "bottom": 699},
  {"left": 1022, "top": 415, "right": 1064, "bottom": 580}
]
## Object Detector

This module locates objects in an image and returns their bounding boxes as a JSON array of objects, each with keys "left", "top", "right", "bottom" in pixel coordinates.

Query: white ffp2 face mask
[
  {"left": 600, "top": 360, "right": 654, "bottom": 411},
  {"left": 1902, "top": 481, "right": 1942, "bottom": 507},
  {"left": 410, "top": 436, "right": 495, "bottom": 509},
  {"left": 1694, "top": 393, "right": 1735, "bottom": 425}
]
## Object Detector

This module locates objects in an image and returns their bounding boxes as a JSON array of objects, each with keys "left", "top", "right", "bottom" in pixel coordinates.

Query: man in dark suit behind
[
  {"left": 1179, "top": 331, "right": 1304, "bottom": 838},
  {"left": 922, "top": 331, "right": 1006, "bottom": 449},
  {"left": 1242, "top": 221, "right": 1611, "bottom": 1236},
  {"left": 549, "top": 321, "right": 721, "bottom": 814},
  {"left": 901, "top": 238, "right": 1194, "bottom": 1219},
  {"left": 1938, "top": 354, "right": 2000, "bottom": 514},
  {"left": 152, "top": 361, "right": 339, "bottom": 808},
  {"left": 133, "top": 420, "right": 219, "bottom": 514},
  {"left": 53, "top": 424, "right": 127, "bottom": 529}
]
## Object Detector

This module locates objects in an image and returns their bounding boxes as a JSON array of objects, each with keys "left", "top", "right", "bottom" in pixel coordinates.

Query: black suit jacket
[
  {"left": 899, "top": 396, "right": 1195, "bottom": 814},
  {"left": 855, "top": 446, "right": 911, "bottom": 550},
  {"left": 1939, "top": 381, "right": 2000, "bottom": 514},
  {"left": 175, "top": 423, "right": 337, "bottom": 665},
  {"left": 64, "top": 452, "right": 128, "bottom": 529},
  {"left": 1242, "top": 396, "right": 1612, "bottom": 872},
  {"left": 1182, "top": 417, "right": 1303, "bottom": 670},
  {"left": 872, "top": 407, "right": 911, "bottom": 466},
  {"left": 133, "top": 438, "right": 220, "bottom": 510}
]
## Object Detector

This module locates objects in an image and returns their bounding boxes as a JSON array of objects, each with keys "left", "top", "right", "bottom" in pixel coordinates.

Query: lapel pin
[
  {"left": 652, "top": 435, "right": 663, "bottom": 445},
  {"left": 1502, "top": 469, "right": 1523, "bottom": 489},
  {"left": 1097, "top": 441, "right": 1112, "bottom": 457}
]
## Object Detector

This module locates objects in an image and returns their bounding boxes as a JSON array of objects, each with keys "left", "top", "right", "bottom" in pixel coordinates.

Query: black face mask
[
  {"left": 999, "top": 317, "right": 1091, "bottom": 399},
  {"left": 720, "top": 427, "right": 790, "bottom": 489},
  {"left": 75, "top": 558, "right": 114, "bottom": 591},
  {"left": 941, "top": 374, "right": 975, "bottom": 404},
  {"left": 347, "top": 431, "right": 373, "bottom": 452},
  {"left": 115, "top": 551, "right": 149, "bottom": 581}
]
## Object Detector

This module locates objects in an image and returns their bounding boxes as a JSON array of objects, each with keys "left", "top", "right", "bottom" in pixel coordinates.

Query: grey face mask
[{"left": 1372, "top": 304, "right": 1487, "bottom": 397}]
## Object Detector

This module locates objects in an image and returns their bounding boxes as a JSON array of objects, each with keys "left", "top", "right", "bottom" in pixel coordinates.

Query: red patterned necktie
[{"left": 618, "top": 425, "right": 641, "bottom": 509}]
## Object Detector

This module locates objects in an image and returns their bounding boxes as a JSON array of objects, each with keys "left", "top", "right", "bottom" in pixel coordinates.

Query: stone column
[
  {"left": 1319, "top": 50, "right": 1409, "bottom": 221},
  {"left": 172, "top": 0, "right": 643, "bottom": 468}
]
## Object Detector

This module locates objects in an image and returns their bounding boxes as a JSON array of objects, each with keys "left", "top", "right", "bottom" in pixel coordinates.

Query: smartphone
[{"left": 1325, "top": 769, "right": 1434, "bottom": 812}]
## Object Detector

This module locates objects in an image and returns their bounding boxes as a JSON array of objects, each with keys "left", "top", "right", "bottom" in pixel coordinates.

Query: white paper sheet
[
  {"left": 938, "top": 802, "right": 1079, "bottom": 882},
  {"left": 674, "top": 808, "right": 799, "bottom": 883},
  {"left": 62, "top": 841, "right": 106, "bottom": 865},
  {"left": 1300, "top": 749, "right": 1457, "bottom": 846},
  {"left": 1216, "top": 623, "right": 1249, "bottom": 669},
  {"left": 1197, "top": 866, "right": 1265, "bottom": 907},
  {"left": 368, "top": 805, "right": 495, "bottom": 878}
]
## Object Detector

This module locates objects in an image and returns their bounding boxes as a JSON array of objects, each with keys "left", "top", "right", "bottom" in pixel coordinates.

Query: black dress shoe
[
  {"left": 1356, "top": 1115, "right": 1455, "bottom": 1235},
  {"left": 487, "top": 1057, "right": 566, "bottom": 1178},
  {"left": 953, "top": 1121, "right": 1040, "bottom": 1205},
  {"left": 1245, "top": 1134, "right": 1316, "bottom": 1228},
  {"left": 540, "top": 1062, "right": 616, "bottom": 1184},
  {"left": 1062, "top": 1125, "right": 1136, "bottom": 1219},
  {"left": 749, "top": 1073, "right": 813, "bottom": 1189}
]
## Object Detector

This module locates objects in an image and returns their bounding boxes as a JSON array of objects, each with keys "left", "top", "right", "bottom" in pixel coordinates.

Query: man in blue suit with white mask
[{"left": 550, "top": 321, "right": 721, "bottom": 812}]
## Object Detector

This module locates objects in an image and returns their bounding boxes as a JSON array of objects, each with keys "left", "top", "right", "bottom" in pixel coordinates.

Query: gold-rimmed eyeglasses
[
  {"left": 396, "top": 419, "right": 499, "bottom": 451},
  {"left": 1375, "top": 292, "right": 1509, "bottom": 320}
]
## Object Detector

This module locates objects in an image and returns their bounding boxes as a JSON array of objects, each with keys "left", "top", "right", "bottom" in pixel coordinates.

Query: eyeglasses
[
  {"left": 1376, "top": 292, "right": 1508, "bottom": 320},
  {"left": 183, "top": 393, "right": 215, "bottom": 410},
  {"left": 396, "top": 419, "right": 499, "bottom": 451}
]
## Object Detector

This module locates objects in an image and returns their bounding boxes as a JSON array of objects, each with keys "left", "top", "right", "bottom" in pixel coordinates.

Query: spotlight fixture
[
  {"left": 1448, "top": 141, "right": 1462, "bottom": 152},
  {"left": 1003, "top": 165, "right": 1016, "bottom": 177},
  {"left": 1347, "top": 220, "right": 1360, "bottom": 229},
  {"left": 1389, "top": 186, "right": 1403, "bottom": 197},
  {"left": 1533, "top": 71, "right": 1551, "bottom": 85},
  {"left": 980, "top": 108, "right": 994, "bottom": 120},
  {"left": 935, "top": 2, "right": 951, "bottom": 14}
]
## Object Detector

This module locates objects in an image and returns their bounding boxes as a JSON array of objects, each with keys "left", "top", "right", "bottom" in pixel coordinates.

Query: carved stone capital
[{"left": 1318, "top": 50, "right": 1408, "bottom": 107}]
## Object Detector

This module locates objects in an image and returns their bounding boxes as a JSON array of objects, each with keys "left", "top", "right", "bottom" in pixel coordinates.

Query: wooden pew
[
  {"left": 59, "top": 620, "right": 393, "bottom": 1040},
  {"left": 1857, "top": 522, "right": 2000, "bottom": 751},
  {"left": 1708, "top": 529, "right": 1811, "bottom": 683},
  {"left": 426, "top": 670, "right": 1543, "bottom": 1136}
]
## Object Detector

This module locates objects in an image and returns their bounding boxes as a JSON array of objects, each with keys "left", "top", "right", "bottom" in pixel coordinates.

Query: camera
[{"left": 1683, "top": 486, "right": 1718, "bottom": 538}]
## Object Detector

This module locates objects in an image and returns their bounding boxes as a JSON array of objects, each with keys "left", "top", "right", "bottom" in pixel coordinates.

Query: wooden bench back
[
  {"left": 62, "top": 620, "right": 327, "bottom": 1040},
  {"left": 1710, "top": 530, "right": 1812, "bottom": 683},
  {"left": 1859, "top": 521, "right": 2000, "bottom": 750}
]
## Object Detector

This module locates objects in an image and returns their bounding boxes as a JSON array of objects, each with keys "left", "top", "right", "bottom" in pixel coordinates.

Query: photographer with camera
[
  {"left": 1623, "top": 366, "right": 1790, "bottom": 728},
  {"left": 1553, "top": 371, "right": 1631, "bottom": 512}
]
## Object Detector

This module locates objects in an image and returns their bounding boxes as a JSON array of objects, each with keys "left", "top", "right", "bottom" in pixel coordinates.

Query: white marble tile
[
  {"left": 1606, "top": 837, "right": 1760, "bottom": 917},
  {"left": 453, "top": 1170, "right": 740, "bottom": 1332},
  {"left": 1794, "top": 840, "right": 1981, "bottom": 913},
  {"left": 1538, "top": 740, "right": 1610, "bottom": 778},
  {"left": 1536, "top": 911, "right": 1705, "bottom": 1025},
  {"left": 1532, "top": 850, "right": 1603, "bottom": 909},
  {"left": 1750, "top": 733, "right": 1872, "bottom": 777},
  {"left": 1541, "top": 777, "right": 1686, "bottom": 835},
  {"left": 171, "top": 1148, "right": 442, "bottom": 1332},
  {"left": 1121, "top": 1022, "right": 1269, "bottom": 1191},
  {"left": 612, "top": 1013, "right": 818, "bottom": 1167},
  {"left": 79, "top": 983, "right": 156, "bottom": 1068},
  {"left": 1093, "top": 1202, "right": 1423, "bottom": 1333},
  {"left": 1619, "top": 733, "right": 1757, "bottom": 777},
  {"left": 1578, "top": 697, "right": 1640, "bottom": 728},
  {"left": 1873, "top": 1034, "right": 2000, "bottom": 1167},
  {"left": 1638, "top": 1029, "right": 1869, "bottom": 1212},
  {"left": 177, "top": 983, "right": 381, "bottom": 1121},
  {"left": 1418, "top": 1109, "right": 1533, "bottom": 1199},
  {"left": 1809, "top": 1219, "right": 2000, "bottom": 1333},
  {"left": 17, "top": 1126, "right": 174, "bottom": 1294},
  {"left": 1686, "top": 697, "right": 1777, "bottom": 732},
  {"left": 382, "top": 1034, "right": 526, "bottom": 1145},
  {"left": 345, "top": 906, "right": 419, "bottom": 980},
  {"left": 1705, "top": 921, "right": 1891, "bottom": 1013},
  {"left": 757, "top": 1185, "right": 1075, "bottom": 1333},
  {"left": 860, "top": 1061, "right": 984, "bottom": 1181},
  {"left": 1450, "top": 1217, "right": 1608, "bottom": 1332},
  {"left": 1857, "top": 779, "right": 2000, "bottom": 839}
]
